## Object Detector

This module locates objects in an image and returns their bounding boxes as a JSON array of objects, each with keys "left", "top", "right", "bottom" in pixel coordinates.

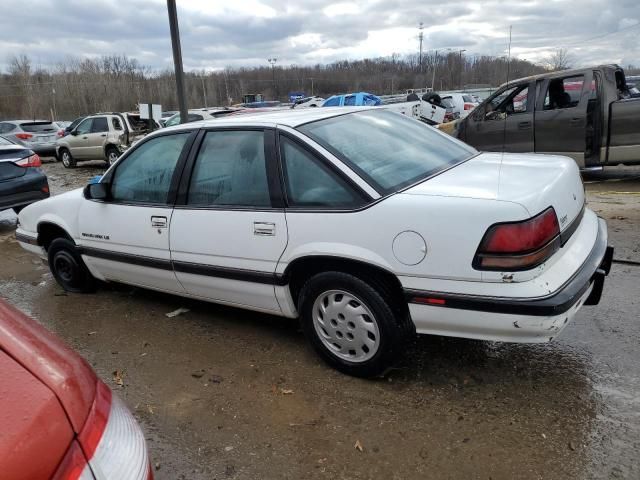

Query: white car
[
  {"left": 291, "top": 96, "right": 325, "bottom": 108},
  {"left": 15, "top": 108, "right": 613, "bottom": 377},
  {"left": 162, "top": 108, "right": 239, "bottom": 127},
  {"left": 441, "top": 93, "right": 480, "bottom": 118}
]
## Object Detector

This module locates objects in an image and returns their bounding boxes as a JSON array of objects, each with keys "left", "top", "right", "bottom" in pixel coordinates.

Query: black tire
[
  {"left": 105, "top": 146, "right": 120, "bottom": 167},
  {"left": 299, "top": 271, "right": 410, "bottom": 378},
  {"left": 48, "top": 238, "right": 96, "bottom": 293},
  {"left": 59, "top": 148, "right": 76, "bottom": 168}
]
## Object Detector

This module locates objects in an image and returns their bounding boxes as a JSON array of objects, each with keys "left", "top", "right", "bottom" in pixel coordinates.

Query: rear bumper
[
  {"left": 0, "top": 170, "right": 49, "bottom": 210},
  {"left": 405, "top": 217, "right": 613, "bottom": 342},
  {"left": 28, "top": 144, "right": 57, "bottom": 156}
]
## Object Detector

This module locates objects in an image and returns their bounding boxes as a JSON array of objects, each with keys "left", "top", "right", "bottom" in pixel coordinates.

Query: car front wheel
[
  {"left": 299, "top": 271, "right": 409, "bottom": 377},
  {"left": 48, "top": 238, "right": 96, "bottom": 293},
  {"left": 60, "top": 148, "right": 76, "bottom": 168},
  {"left": 106, "top": 146, "right": 119, "bottom": 166}
]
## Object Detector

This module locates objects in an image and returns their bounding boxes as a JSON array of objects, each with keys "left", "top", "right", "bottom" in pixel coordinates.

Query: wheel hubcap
[
  {"left": 312, "top": 290, "right": 380, "bottom": 363},
  {"left": 54, "top": 251, "right": 78, "bottom": 284},
  {"left": 108, "top": 151, "right": 118, "bottom": 164},
  {"left": 62, "top": 152, "right": 70, "bottom": 166}
]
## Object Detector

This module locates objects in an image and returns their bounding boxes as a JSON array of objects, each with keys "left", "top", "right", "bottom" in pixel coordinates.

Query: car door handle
[
  {"left": 517, "top": 121, "right": 532, "bottom": 129},
  {"left": 254, "top": 222, "right": 275, "bottom": 236},
  {"left": 82, "top": 136, "right": 88, "bottom": 139},
  {"left": 100, "top": 134, "right": 107, "bottom": 137},
  {"left": 570, "top": 118, "right": 583, "bottom": 125},
  {"left": 151, "top": 216, "right": 167, "bottom": 228}
]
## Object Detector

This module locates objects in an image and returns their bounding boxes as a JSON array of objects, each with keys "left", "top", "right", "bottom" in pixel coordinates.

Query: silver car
[{"left": 0, "top": 120, "right": 58, "bottom": 157}]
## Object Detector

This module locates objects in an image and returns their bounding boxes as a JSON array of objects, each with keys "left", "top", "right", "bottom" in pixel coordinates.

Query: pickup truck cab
[
  {"left": 454, "top": 65, "right": 640, "bottom": 168},
  {"left": 57, "top": 112, "right": 159, "bottom": 168}
]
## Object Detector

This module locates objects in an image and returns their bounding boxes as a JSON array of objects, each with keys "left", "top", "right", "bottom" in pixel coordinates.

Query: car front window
[
  {"left": 299, "top": 110, "right": 476, "bottom": 194},
  {"left": 110, "top": 133, "right": 190, "bottom": 204}
]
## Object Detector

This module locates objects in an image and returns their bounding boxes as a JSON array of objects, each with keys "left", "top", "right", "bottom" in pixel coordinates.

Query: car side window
[
  {"left": 323, "top": 97, "right": 341, "bottom": 107},
  {"left": 344, "top": 95, "right": 356, "bottom": 106},
  {"left": 76, "top": 119, "right": 93, "bottom": 135},
  {"left": 484, "top": 85, "right": 528, "bottom": 119},
  {"left": 112, "top": 117, "right": 123, "bottom": 131},
  {"left": 0, "top": 123, "right": 15, "bottom": 133},
  {"left": 280, "top": 137, "right": 364, "bottom": 208},
  {"left": 91, "top": 117, "right": 108, "bottom": 133},
  {"left": 110, "top": 133, "right": 190, "bottom": 204},
  {"left": 544, "top": 75, "right": 584, "bottom": 110},
  {"left": 187, "top": 130, "right": 271, "bottom": 207}
]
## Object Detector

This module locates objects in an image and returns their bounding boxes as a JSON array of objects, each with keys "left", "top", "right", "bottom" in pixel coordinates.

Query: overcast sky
[{"left": 1, "top": 0, "right": 639, "bottom": 72}]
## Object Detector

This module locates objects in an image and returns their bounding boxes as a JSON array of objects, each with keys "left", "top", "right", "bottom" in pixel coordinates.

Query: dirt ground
[{"left": 1, "top": 160, "right": 639, "bottom": 480}]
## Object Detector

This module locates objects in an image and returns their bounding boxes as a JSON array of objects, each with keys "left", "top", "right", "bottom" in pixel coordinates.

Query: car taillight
[
  {"left": 464, "top": 103, "right": 475, "bottom": 110},
  {"left": 15, "top": 154, "right": 41, "bottom": 167},
  {"left": 68, "top": 381, "right": 152, "bottom": 480},
  {"left": 15, "top": 133, "right": 33, "bottom": 140},
  {"left": 473, "top": 207, "right": 561, "bottom": 271}
]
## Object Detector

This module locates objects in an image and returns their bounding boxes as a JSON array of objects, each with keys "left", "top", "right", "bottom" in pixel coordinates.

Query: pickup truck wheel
[
  {"left": 106, "top": 146, "right": 119, "bottom": 166},
  {"left": 299, "top": 271, "right": 406, "bottom": 378},
  {"left": 48, "top": 238, "right": 96, "bottom": 293},
  {"left": 60, "top": 149, "right": 75, "bottom": 168}
]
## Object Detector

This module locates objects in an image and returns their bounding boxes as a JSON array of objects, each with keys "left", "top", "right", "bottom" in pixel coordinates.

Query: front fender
[{"left": 18, "top": 188, "right": 84, "bottom": 241}]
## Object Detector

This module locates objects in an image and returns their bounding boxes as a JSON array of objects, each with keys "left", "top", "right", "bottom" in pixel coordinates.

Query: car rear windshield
[
  {"left": 298, "top": 109, "right": 476, "bottom": 194},
  {"left": 19, "top": 122, "right": 56, "bottom": 133},
  {"left": 440, "top": 98, "right": 455, "bottom": 108}
]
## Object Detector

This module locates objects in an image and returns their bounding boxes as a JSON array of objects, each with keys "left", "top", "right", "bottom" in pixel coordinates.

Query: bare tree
[{"left": 544, "top": 48, "right": 574, "bottom": 71}]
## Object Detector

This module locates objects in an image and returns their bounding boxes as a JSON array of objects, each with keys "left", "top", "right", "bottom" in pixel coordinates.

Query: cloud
[{"left": 0, "top": 0, "right": 639, "bottom": 71}]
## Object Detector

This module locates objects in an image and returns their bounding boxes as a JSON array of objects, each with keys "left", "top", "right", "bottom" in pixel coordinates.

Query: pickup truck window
[
  {"left": 486, "top": 85, "right": 528, "bottom": 117},
  {"left": 543, "top": 76, "right": 584, "bottom": 110}
]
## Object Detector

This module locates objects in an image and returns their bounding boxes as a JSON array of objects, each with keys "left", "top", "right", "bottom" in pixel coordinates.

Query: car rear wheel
[
  {"left": 106, "top": 146, "right": 119, "bottom": 167},
  {"left": 60, "top": 148, "right": 75, "bottom": 168},
  {"left": 48, "top": 238, "right": 96, "bottom": 293},
  {"left": 299, "top": 271, "right": 409, "bottom": 377}
]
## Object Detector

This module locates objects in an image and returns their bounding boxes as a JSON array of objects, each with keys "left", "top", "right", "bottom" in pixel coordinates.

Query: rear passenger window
[
  {"left": 344, "top": 95, "right": 356, "bottom": 106},
  {"left": 544, "top": 76, "right": 584, "bottom": 110},
  {"left": 91, "top": 117, "right": 108, "bottom": 133},
  {"left": 187, "top": 130, "right": 271, "bottom": 207},
  {"left": 112, "top": 118, "right": 123, "bottom": 131},
  {"left": 280, "top": 137, "right": 364, "bottom": 208}
]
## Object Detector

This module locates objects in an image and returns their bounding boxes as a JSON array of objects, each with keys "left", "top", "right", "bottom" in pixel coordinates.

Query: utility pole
[
  {"left": 166, "top": 0, "right": 188, "bottom": 123},
  {"left": 431, "top": 50, "right": 438, "bottom": 90},
  {"left": 309, "top": 77, "right": 314, "bottom": 96},
  {"left": 267, "top": 58, "right": 277, "bottom": 99},
  {"left": 458, "top": 49, "right": 467, "bottom": 90},
  {"left": 201, "top": 75, "right": 208, "bottom": 108},
  {"left": 418, "top": 22, "right": 424, "bottom": 72}
]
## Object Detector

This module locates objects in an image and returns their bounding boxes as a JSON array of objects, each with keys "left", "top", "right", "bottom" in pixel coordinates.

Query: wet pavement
[{"left": 1, "top": 160, "right": 639, "bottom": 479}]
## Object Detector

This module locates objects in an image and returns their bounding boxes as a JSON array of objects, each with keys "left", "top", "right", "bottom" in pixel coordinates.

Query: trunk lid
[
  {"left": 404, "top": 152, "right": 585, "bottom": 230},
  {"left": 0, "top": 145, "right": 30, "bottom": 181}
]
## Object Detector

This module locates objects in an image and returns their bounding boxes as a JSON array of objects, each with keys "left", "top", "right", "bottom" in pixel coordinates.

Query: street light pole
[
  {"left": 167, "top": 0, "right": 188, "bottom": 123},
  {"left": 431, "top": 50, "right": 438, "bottom": 90},
  {"left": 458, "top": 49, "right": 467, "bottom": 90},
  {"left": 267, "top": 58, "right": 277, "bottom": 99}
]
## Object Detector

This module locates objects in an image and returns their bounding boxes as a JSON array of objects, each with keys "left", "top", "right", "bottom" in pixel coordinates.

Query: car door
[
  {"left": 169, "top": 128, "right": 287, "bottom": 313},
  {"left": 463, "top": 83, "right": 534, "bottom": 153},
  {"left": 534, "top": 73, "right": 591, "bottom": 166},
  {"left": 67, "top": 118, "right": 93, "bottom": 159},
  {"left": 86, "top": 116, "right": 109, "bottom": 159},
  {"left": 77, "top": 131, "right": 195, "bottom": 293}
]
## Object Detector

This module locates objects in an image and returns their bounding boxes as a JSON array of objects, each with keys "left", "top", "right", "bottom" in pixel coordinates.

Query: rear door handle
[
  {"left": 82, "top": 136, "right": 88, "bottom": 139},
  {"left": 151, "top": 216, "right": 167, "bottom": 228},
  {"left": 100, "top": 134, "right": 107, "bottom": 137},
  {"left": 570, "top": 118, "right": 583, "bottom": 125},
  {"left": 254, "top": 222, "right": 275, "bottom": 236},
  {"left": 517, "top": 121, "right": 532, "bottom": 129}
]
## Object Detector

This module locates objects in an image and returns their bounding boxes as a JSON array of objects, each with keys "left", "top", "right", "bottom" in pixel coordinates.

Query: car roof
[{"left": 159, "top": 106, "right": 375, "bottom": 133}]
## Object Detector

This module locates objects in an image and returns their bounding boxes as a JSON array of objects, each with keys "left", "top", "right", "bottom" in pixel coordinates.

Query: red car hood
[{"left": 0, "top": 300, "right": 98, "bottom": 432}]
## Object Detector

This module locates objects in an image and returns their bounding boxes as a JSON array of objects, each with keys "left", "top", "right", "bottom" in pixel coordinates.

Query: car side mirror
[
  {"left": 83, "top": 182, "right": 109, "bottom": 201},
  {"left": 70, "top": 130, "right": 78, "bottom": 136}
]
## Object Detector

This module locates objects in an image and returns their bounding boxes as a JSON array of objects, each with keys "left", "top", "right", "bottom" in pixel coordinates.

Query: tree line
[{"left": 1, "top": 52, "right": 637, "bottom": 121}]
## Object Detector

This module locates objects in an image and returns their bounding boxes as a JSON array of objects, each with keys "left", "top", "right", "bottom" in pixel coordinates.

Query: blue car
[{"left": 322, "top": 92, "right": 381, "bottom": 107}]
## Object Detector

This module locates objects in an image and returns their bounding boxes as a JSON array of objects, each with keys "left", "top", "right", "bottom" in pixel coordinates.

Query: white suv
[
  {"left": 16, "top": 108, "right": 612, "bottom": 377},
  {"left": 441, "top": 93, "right": 480, "bottom": 118}
]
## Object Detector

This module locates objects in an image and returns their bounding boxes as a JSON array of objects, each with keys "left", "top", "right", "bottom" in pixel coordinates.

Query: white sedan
[{"left": 16, "top": 108, "right": 613, "bottom": 377}]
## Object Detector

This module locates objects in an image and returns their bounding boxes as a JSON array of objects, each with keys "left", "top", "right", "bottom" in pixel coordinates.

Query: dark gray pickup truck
[{"left": 453, "top": 65, "right": 640, "bottom": 168}]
